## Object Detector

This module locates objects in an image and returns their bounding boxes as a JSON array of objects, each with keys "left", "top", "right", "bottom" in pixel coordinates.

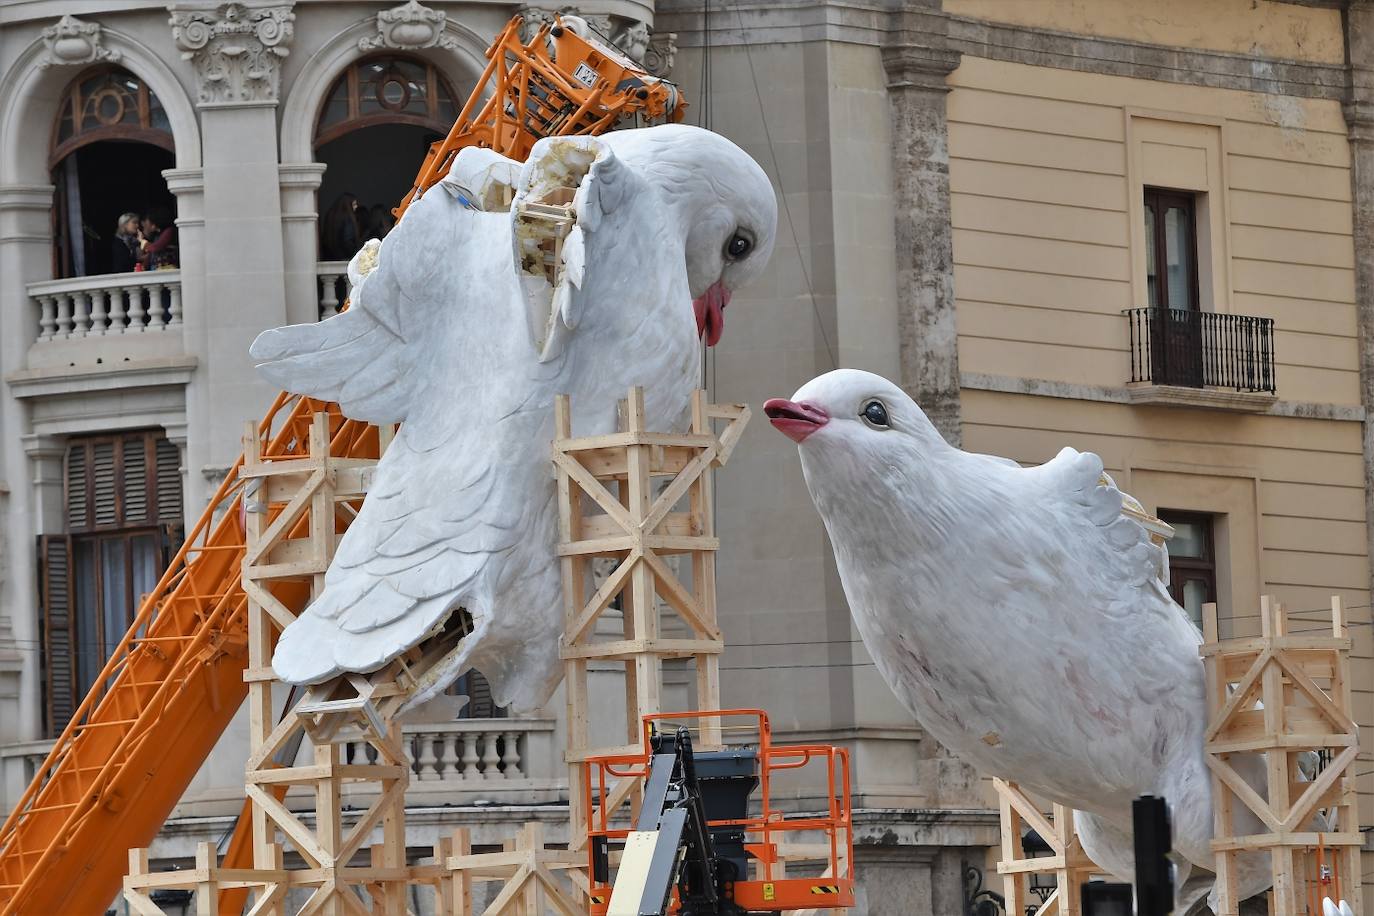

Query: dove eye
[
  {"left": 861, "top": 400, "right": 890, "bottom": 429},
  {"left": 725, "top": 233, "right": 752, "bottom": 260}
]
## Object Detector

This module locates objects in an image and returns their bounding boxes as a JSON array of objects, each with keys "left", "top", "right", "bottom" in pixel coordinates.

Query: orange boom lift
[{"left": 0, "top": 17, "right": 682, "bottom": 915}]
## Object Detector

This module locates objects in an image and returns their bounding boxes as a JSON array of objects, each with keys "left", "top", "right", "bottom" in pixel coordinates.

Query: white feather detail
[{"left": 563, "top": 225, "right": 585, "bottom": 290}]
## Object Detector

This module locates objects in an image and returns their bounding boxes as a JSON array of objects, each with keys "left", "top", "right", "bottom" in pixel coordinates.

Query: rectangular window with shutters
[{"left": 37, "top": 431, "right": 184, "bottom": 735}]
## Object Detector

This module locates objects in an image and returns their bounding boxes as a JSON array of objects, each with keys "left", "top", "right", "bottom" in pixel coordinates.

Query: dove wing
[
  {"left": 512, "top": 135, "right": 644, "bottom": 362},
  {"left": 250, "top": 175, "right": 493, "bottom": 423},
  {"left": 1023, "top": 446, "right": 1172, "bottom": 598}
]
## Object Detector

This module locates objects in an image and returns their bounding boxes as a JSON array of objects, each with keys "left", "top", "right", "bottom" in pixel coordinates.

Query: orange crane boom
[{"left": 0, "top": 16, "right": 683, "bottom": 915}]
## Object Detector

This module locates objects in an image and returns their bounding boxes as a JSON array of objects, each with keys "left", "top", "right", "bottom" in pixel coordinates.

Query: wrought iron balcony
[{"left": 1124, "top": 307, "right": 1275, "bottom": 395}]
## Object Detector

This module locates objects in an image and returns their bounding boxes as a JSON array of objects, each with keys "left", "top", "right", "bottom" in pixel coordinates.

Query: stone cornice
[
  {"left": 656, "top": 0, "right": 1349, "bottom": 100},
  {"left": 8, "top": 356, "right": 198, "bottom": 400},
  {"left": 0, "top": 185, "right": 55, "bottom": 211},
  {"left": 961, "top": 372, "right": 1365, "bottom": 423},
  {"left": 162, "top": 168, "right": 206, "bottom": 196},
  {"left": 947, "top": 14, "right": 1347, "bottom": 100},
  {"left": 278, "top": 162, "right": 328, "bottom": 188}
]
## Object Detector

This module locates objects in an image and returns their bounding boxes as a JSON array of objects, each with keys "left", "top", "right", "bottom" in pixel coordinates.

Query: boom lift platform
[
  {"left": 589, "top": 712, "right": 853, "bottom": 916},
  {"left": 0, "top": 15, "right": 682, "bottom": 915}
]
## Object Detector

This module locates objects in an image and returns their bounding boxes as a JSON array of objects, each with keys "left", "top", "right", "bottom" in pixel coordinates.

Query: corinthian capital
[{"left": 169, "top": 2, "right": 295, "bottom": 106}]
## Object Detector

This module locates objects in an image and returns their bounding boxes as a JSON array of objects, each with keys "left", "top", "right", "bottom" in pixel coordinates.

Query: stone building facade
[{"left": 0, "top": 0, "right": 1370, "bottom": 913}]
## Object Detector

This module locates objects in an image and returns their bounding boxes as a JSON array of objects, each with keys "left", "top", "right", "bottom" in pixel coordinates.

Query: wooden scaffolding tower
[
  {"left": 1201, "top": 596, "right": 1363, "bottom": 916},
  {"left": 441, "top": 387, "right": 749, "bottom": 912},
  {"left": 992, "top": 780, "right": 1096, "bottom": 916},
  {"left": 126, "top": 388, "right": 750, "bottom": 914},
  {"left": 125, "top": 414, "right": 440, "bottom": 915}
]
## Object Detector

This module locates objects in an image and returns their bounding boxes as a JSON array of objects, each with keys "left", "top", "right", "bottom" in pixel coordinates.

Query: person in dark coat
[
  {"left": 111, "top": 212, "right": 142, "bottom": 273},
  {"left": 320, "top": 193, "right": 363, "bottom": 261}
]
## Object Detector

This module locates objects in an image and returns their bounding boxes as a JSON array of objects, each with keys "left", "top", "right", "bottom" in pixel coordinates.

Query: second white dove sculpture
[
  {"left": 252, "top": 124, "right": 776, "bottom": 713},
  {"left": 764, "top": 368, "right": 1280, "bottom": 912}
]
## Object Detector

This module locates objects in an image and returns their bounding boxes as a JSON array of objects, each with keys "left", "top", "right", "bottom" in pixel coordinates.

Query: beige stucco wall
[
  {"left": 947, "top": 43, "right": 1374, "bottom": 901},
  {"left": 945, "top": 0, "right": 1346, "bottom": 64},
  {"left": 950, "top": 55, "right": 1361, "bottom": 406}
]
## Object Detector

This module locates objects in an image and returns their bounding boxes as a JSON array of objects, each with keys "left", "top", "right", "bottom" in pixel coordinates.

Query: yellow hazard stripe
[
  {"left": 811, "top": 885, "right": 839, "bottom": 894},
  {"left": 590, "top": 895, "right": 605, "bottom": 904}
]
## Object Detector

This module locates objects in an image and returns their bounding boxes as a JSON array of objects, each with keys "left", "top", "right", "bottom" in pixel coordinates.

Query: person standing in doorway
[
  {"left": 321, "top": 192, "right": 364, "bottom": 261},
  {"left": 111, "top": 212, "right": 142, "bottom": 273}
]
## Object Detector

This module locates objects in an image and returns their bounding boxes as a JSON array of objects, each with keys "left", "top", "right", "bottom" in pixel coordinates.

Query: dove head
[
  {"left": 766, "top": 369, "right": 946, "bottom": 451},
  {"left": 603, "top": 124, "right": 777, "bottom": 347},
  {"left": 764, "top": 369, "right": 953, "bottom": 500}
]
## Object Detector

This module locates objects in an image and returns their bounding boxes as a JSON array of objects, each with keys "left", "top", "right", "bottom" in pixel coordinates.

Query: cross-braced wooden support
[
  {"left": 994, "top": 779, "right": 1096, "bottom": 916},
  {"left": 555, "top": 387, "right": 747, "bottom": 843},
  {"left": 1202, "top": 597, "right": 1363, "bottom": 916},
  {"left": 438, "top": 388, "right": 749, "bottom": 913},
  {"left": 126, "top": 414, "right": 431, "bottom": 915}
]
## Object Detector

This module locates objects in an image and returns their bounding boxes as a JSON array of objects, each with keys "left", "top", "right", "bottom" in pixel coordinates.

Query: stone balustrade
[
  {"left": 316, "top": 261, "right": 348, "bottom": 319},
  {"left": 341, "top": 718, "right": 561, "bottom": 804},
  {"left": 29, "top": 271, "right": 182, "bottom": 341},
  {"left": 0, "top": 740, "right": 53, "bottom": 815}
]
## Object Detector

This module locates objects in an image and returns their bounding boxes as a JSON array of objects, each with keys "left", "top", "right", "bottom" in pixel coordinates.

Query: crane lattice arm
[{"left": 0, "top": 16, "right": 683, "bottom": 915}]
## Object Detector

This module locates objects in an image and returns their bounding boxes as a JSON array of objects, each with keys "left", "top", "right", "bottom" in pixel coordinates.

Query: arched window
[
  {"left": 315, "top": 55, "right": 458, "bottom": 145},
  {"left": 50, "top": 66, "right": 173, "bottom": 166},
  {"left": 314, "top": 55, "right": 460, "bottom": 262},
  {"left": 49, "top": 67, "right": 177, "bottom": 278}
]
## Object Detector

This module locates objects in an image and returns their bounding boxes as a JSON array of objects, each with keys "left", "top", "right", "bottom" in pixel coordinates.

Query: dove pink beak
[
  {"left": 763, "top": 398, "right": 829, "bottom": 443},
  {"left": 693, "top": 280, "right": 730, "bottom": 347}
]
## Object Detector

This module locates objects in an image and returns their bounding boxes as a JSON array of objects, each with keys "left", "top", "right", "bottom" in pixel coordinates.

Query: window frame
[
  {"left": 48, "top": 65, "right": 175, "bottom": 170},
  {"left": 41, "top": 430, "right": 184, "bottom": 735},
  {"left": 313, "top": 54, "right": 458, "bottom": 148},
  {"left": 1159, "top": 510, "right": 1217, "bottom": 626},
  {"left": 1143, "top": 187, "right": 1202, "bottom": 313}
]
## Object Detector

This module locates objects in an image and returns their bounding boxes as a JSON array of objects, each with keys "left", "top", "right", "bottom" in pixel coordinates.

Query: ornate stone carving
[
  {"left": 642, "top": 29, "right": 676, "bottom": 78},
  {"left": 169, "top": 3, "right": 294, "bottom": 105},
  {"left": 517, "top": 5, "right": 574, "bottom": 45},
  {"left": 358, "top": 0, "right": 459, "bottom": 53},
  {"left": 39, "top": 14, "right": 121, "bottom": 69},
  {"left": 610, "top": 19, "right": 650, "bottom": 62}
]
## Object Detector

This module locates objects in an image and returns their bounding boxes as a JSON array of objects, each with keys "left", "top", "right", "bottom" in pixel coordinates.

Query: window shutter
[
  {"left": 39, "top": 534, "right": 76, "bottom": 734},
  {"left": 465, "top": 670, "right": 498, "bottom": 719},
  {"left": 122, "top": 436, "right": 148, "bottom": 524},
  {"left": 154, "top": 437, "right": 182, "bottom": 525},
  {"left": 91, "top": 442, "right": 117, "bottom": 527},
  {"left": 66, "top": 446, "right": 87, "bottom": 530}
]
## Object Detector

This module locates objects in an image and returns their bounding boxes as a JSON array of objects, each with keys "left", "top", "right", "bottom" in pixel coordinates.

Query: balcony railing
[
  {"left": 341, "top": 718, "right": 561, "bottom": 803},
  {"left": 1124, "top": 307, "right": 1275, "bottom": 394},
  {"left": 29, "top": 271, "right": 182, "bottom": 342},
  {"left": 317, "top": 261, "right": 348, "bottom": 320}
]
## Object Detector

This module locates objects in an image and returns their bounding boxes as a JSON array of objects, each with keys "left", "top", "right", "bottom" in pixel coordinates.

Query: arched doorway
[
  {"left": 49, "top": 66, "right": 177, "bottom": 278},
  {"left": 314, "top": 54, "right": 458, "bottom": 260}
]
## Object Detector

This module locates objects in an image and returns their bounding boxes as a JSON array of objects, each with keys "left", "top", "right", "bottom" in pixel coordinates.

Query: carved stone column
[
  {"left": 1345, "top": 0, "right": 1374, "bottom": 602},
  {"left": 168, "top": 3, "right": 294, "bottom": 471},
  {"left": 882, "top": 4, "right": 962, "bottom": 445}
]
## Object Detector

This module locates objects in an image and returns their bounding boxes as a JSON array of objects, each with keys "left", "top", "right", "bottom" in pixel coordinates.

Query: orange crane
[{"left": 0, "top": 16, "right": 684, "bottom": 915}]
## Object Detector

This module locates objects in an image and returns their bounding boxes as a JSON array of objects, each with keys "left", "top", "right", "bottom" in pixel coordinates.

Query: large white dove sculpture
[
  {"left": 763, "top": 368, "right": 1278, "bottom": 912},
  {"left": 252, "top": 124, "right": 776, "bottom": 713}
]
